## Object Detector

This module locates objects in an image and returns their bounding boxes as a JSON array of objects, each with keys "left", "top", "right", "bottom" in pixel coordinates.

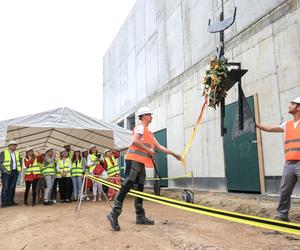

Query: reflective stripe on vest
[
  {"left": 105, "top": 156, "right": 119, "bottom": 177},
  {"left": 71, "top": 160, "right": 83, "bottom": 177},
  {"left": 42, "top": 161, "right": 56, "bottom": 176},
  {"left": 25, "top": 158, "right": 41, "bottom": 175},
  {"left": 285, "top": 120, "right": 300, "bottom": 160},
  {"left": 58, "top": 158, "right": 71, "bottom": 177},
  {"left": 3, "top": 149, "right": 21, "bottom": 173},
  {"left": 125, "top": 123, "right": 154, "bottom": 168}
]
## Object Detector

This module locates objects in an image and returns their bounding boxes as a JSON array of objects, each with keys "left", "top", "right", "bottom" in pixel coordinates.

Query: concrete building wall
[{"left": 103, "top": 0, "right": 300, "bottom": 193}]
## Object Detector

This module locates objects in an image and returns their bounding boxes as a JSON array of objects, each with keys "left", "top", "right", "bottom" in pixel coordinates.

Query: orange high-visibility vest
[
  {"left": 285, "top": 120, "right": 300, "bottom": 160},
  {"left": 125, "top": 124, "right": 154, "bottom": 168}
]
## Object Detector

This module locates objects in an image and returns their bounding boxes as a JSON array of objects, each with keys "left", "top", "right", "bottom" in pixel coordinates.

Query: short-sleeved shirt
[
  {"left": 280, "top": 121, "right": 300, "bottom": 131},
  {"left": 134, "top": 124, "right": 144, "bottom": 135}
]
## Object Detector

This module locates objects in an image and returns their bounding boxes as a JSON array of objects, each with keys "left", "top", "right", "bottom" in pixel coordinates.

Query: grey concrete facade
[{"left": 103, "top": 0, "right": 300, "bottom": 193}]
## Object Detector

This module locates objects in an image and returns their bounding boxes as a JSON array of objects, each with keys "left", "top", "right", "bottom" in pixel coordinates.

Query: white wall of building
[{"left": 103, "top": 0, "right": 300, "bottom": 191}]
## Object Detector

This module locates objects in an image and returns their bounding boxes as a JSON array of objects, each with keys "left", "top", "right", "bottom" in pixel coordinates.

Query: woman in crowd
[
  {"left": 88, "top": 145, "right": 103, "bottom": 201},
  {"left": 23, "top": 148, "right": 41, "bottom": 206},
  {"left": 71, "top": 149, "right": 83, "bottom": 201},
  {"left": 57, "top": 149, "right": 72, "bottom": 203},
  {"left": 42, "top": 148, "right": 56, "bottom": 205}
]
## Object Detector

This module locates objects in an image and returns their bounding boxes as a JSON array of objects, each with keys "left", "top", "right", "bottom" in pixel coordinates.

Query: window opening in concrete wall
[
  {"left": 126, "top": 113, "right": 135, "bottom": 131},
  {"left": 117, "top": 119, "right": 124, "bottom": 128}
]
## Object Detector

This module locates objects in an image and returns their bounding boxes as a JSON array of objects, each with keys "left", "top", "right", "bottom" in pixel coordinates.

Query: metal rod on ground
[{"left": 75, "top": 174, "right": 86, "bottom": 217}]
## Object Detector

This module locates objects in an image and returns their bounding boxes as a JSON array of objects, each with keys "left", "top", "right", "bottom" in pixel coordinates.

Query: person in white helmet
[
  {"left": 0, "top": 140, "right": 22, "bottom": 208},
  {"left": 256, "top": 96, "right": 300, "bottom": 222},
  {"left": 107, "top": 107, "right": 182, "bottom": 231}
]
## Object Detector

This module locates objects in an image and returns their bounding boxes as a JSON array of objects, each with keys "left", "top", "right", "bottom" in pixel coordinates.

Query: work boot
[
  {"left": 136, "top": 216, "right": 154, "bottom": 225},
  {"left": 107, "top": 213, "right": 121, "bottom": 231}
]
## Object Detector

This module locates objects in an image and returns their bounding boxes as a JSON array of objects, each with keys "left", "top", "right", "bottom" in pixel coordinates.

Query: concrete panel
[
  {"left": 135, "top": 0, "right": 145, "bottom": 53},
  {"left": 145, "top": 0, "right": 156, "bottom": 42},
  {"left": 168, "top": 84, "right": 183, "bottom": 118},
  {"left": 189, "top": 0, "right": 215, "bottom": 65},
  {"left": 234, "top": 0, "right": 283, "bottom": 33},
  {"left": 127, "top": 13, "right": 136, "bottom": 53},
  {"left": 166, "top": 6, "right": 185, "bottom": 80},
  {"left": 167, "top": 114, "right": 185, "bottom": 178},
  {"left": 127, "top": 50, "right": 137, "bottom": 108},
  {"left": 146, "top": 34, "right": 159, "bottom": 96},
  {"left": 181, "top": 0, "right": 192, "bottom": 69},
  {"left": 157, "top": 11, "right": 169, "bottom": 87},
  {"left": 274, "top": 19, "right": 300, "bottom": 92},
  {"left": 120, "top": 63, "right": 129, "bottom": 109},
  {"left": 165, "top": 0, "right": 181, "bottom": 18},
  {"left": 135, "top": 48, "right": 147, "bottom": 102}
]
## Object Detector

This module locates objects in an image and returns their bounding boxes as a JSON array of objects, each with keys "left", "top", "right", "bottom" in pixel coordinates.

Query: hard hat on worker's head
[
  {"left": 45, "top": 148, "right": 53, "bottom": 154},
  {"left": 136, "top": 107, "right": 153, "bottom": 117},
  {"left": 26, "top": 147, "right": 33, "bottom": 153},
  {"left": 291, "top": 97, "right": 300, "bottom": 104},
  {"left": 7, "top": 140, "right": 17, "bottom": 146},
  {"left": 73, "top": 148, "right": 81, "bottom": 152},
  {"left": 104, "top": 149, "right": 111, "bottom": 155},
  {"left": 89, "top": 144, "right": 96, "bottom": 150},
  {"left": 60, "top": 148, "right": 67, "bottom": 153}
]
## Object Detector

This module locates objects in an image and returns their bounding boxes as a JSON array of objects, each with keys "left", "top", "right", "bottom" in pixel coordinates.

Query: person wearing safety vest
[
  {"left": 256, "top": 96, "right": 300, "bottom": 222},
  {"left": 23, "top": 148, "right": 41, "bottom": 206},
  {"left": 64, "top": 144, "right": 74, "bottom": 159},
  {"left": 71, "top": 148, "right": 84, "bottom": 201},
  {"left": 107, "top": 107, "right": 182, "bottom": 231},
  {"left": 88, "top": 145, "right": 104, "bottom": 201},
  {"left": 42, "top": 148, "right": 56, "bottom": 205},
  {"left": 82, "top": 149, "right": 91, "bottom": 200},
  {"left": 103, "top": 149, "right": 121, "bottom": 201},
  {"left": 56, "top": 149, "right": 72, "bottom": 203},
  {"left": 36, "top": 151, "right": 46, "bottom": 203},
  {"left": 0, "top": 140, "right": 22, "bottom": 208}
]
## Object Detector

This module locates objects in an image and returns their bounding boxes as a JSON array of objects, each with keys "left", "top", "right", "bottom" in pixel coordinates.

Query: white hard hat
[
  {"left": 60, "top": 148, "right": 67, "bottom": 153},
  {"left": 104, "top": 149, "right": 112, "bottom": 155},
  {"left": 73, "top": 148, "right": 81, "bottom": 152},
  {"left": 89, "top": 144, "right": 97, "bottom": 150},
  {"left": 136, "top": 107, "right": 153, "bottom": 117},
  {"left": 292, "top": 97, "right": 300, "bottom": 104},
  {"left": 45, "top": 148, "right": 53, "bottom": 153},
  {"left": 8, "top": 140, "right": 17, "bottom": 146},
  {"left": 26, "top": 147, "right": 33, "bottom": 153}
]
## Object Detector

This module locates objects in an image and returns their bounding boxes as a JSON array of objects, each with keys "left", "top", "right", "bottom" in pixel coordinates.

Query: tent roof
[{"left": 0, "top": 107, "right": 132, "bottom": 156}]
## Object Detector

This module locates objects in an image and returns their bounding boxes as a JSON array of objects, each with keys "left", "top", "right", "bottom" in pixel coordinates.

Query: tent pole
[{"left": 75, "top": 174, "right": 86, "bottom": 218}]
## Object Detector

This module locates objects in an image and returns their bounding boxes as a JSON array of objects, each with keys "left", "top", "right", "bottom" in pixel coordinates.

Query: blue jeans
[{"left": 1, "top": 170, "right": 18, "bottom": 205}]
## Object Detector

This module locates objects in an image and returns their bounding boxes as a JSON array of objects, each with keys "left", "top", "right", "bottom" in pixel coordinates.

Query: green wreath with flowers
[{"left": 203, "top": 58, "right": 229, "bottom": 108}]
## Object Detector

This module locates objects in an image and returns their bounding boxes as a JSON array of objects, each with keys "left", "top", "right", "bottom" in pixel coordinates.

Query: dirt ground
[{"left": 1, "top": 188, "right": 300, "bottom": 250}]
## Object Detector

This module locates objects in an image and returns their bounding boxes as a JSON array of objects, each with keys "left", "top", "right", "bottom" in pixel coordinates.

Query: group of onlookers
[{"left": 0, "top": 141, "right": 121, "bottom": 207}]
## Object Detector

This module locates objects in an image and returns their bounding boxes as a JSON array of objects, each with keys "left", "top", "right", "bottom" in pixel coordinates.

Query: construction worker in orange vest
[
  {"left": 256, "top": 96, "right": 300, "bottom": 222},
  {"left": 107, "top": 106, "right": 182, "bottom": 231}
]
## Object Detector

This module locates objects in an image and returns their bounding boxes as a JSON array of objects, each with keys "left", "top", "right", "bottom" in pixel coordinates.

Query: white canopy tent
[{"left": 0, "top": 107, "right": 132, "bottom": 156}]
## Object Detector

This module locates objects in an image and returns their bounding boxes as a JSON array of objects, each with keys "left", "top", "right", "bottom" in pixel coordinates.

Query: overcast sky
[{"left": 0, "top": 0, "right": 135, "bottom": 121}]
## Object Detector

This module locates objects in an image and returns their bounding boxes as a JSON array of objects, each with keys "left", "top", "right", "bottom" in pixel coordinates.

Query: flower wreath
[{"left": 203, "top": 58, "right": 229, "bottom": 108}]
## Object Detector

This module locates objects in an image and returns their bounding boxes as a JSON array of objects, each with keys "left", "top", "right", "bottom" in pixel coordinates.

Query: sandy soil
[{"left": 0, "top": 188, "right": 300, "bottom": 250}]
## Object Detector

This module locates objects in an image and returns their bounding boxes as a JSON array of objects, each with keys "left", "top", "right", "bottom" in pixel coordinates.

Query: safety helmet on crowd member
[
  {"left": 89, "top": 144, "right": 96, "bottom": 150},
  {"left": 104, "top": 149, "right": 111, "bottom": 155},
  {"left": 136, "top": 107, "right": 153, "bottom": 117},
  {"left": 7, "top": 140, "right": 17, "bottom": 146},
  {"left": 292, "top": 97, "right": 300, "bottom": 104},
  {"left": 26, "top": 147, "right": 33, "bottom": 153},
  {"left": 73, "top": 148, "right": 81, "bottom": 152}
]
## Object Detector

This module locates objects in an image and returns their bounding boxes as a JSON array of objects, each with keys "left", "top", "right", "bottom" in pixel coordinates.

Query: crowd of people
[{"left": 0, "top": 142, "right": 121, "bottom": 207}]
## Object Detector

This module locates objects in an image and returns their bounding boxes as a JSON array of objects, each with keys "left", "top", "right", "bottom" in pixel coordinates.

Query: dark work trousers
[
  {"left": 58, "top": 177, "right": 73, "bottom": 201},
  {"left": 65, "top": 177, "right": 73, "bottom": 200},
  {"left": 277, "top": 161, "right": 300, "bottom": 219},
  {"left": 51, "top": 178, "right": 58, "bottom": 201},
  {"left": 112, "top": 160, "right": 146, "bottom": 218},
  {"left": 24, "top": 179, "right": 39, "bottom": 205}
]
